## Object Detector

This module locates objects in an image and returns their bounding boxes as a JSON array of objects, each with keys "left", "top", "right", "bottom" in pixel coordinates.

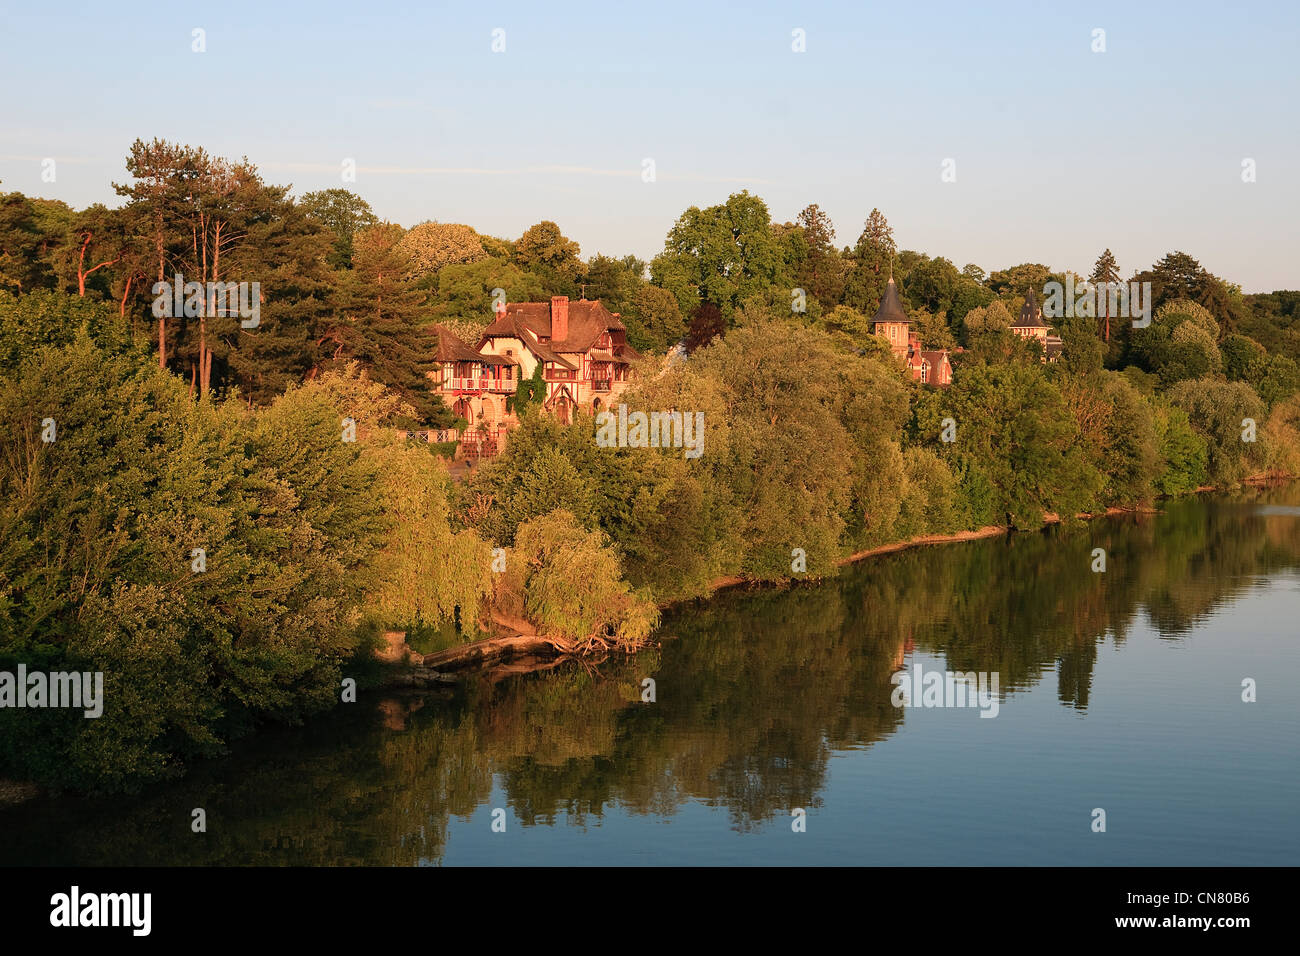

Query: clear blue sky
[{"left": 2, "top": 0, "right": 1296, "bottom": 291}]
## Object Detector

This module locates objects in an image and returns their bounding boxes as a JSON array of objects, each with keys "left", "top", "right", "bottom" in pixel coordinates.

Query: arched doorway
[
  {"left": 549, "top": 391, "right": 575, "bottom": 425},
  {"left": 453, "top": 398, "right": 473, "bottom": 426}
]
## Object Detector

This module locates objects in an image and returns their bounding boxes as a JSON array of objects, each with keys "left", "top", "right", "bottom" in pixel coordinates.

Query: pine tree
[{"left": 1090, "top": 249, "right": 1120, "bottom": 342}]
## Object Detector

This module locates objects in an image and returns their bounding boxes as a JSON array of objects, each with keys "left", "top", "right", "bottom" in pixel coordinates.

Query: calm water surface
[{"left": 4, "top": 487, "right": 1299, "bottom": 865}]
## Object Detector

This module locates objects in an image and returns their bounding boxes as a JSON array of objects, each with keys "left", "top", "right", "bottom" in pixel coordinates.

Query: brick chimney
[{"left": 550, "top": 295, "right": 569, "bottom": 342}]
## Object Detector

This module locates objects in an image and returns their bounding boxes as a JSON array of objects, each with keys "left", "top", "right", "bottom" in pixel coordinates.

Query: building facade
[
  {"left": 432, "top": 295, "right": 641, "bottom": 457},
  {"left": 872, "top": 276, "right": 953, "bottom": 386},
  {"left": 1011, "top": 289, "right": 1064, "bottom": 362}
]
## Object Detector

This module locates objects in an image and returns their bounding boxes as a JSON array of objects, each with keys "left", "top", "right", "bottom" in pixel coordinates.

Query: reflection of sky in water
[{"left": 434, "top": 573, "right": 1299, "bottom": 866}]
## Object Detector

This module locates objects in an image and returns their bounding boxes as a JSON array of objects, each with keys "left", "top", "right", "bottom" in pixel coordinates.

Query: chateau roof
[
  {"left": 483, "top": 298, "right": 626, "bottom": 353},
  {"left": 1012, "top": 290, "right": 1049, "bottom": 329},
  {"left": 872, "top": 277, "right": 910, "bottom": 325},
  {"left": 479, "top": 296, "right": 643, "bottom": 368},
  {"left": 434, "top": 326, "right": 514, "bottom": 365}
]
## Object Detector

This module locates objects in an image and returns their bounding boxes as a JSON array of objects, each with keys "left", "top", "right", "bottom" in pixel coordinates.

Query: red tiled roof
[
  {"left": 434, "top": 325, "right": 513, "bottom": 365},
  {"left": 479, "top": 297, "right": 641, "bottom": 367},
  {"left": 483, "top": 298, "right": 624, "bottom": 352},
  {"left": 917, "top": 349, "right": 952, "bottom": 385}
]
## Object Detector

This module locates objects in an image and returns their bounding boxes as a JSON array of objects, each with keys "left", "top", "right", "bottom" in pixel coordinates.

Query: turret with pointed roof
[
  {"left": 873, "top": 274, "right": 914, "bottom": 360},
  {"left": 872, "top": 276, "right": 911, "bottom": 326},
  {"left": 1012, "top": 289, "right": 1049, "bottom": 329}
]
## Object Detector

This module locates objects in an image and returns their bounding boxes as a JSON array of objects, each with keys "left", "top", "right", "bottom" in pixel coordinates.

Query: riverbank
[
  {"left": 400, "top": 479, "right": 1294, "bottom": 679},
  {"left": 389, "top": 502, "right": 1175, "bottom": 681},
  {"left": 667, "top": 505, "right": 1160, "bottom": 610}
]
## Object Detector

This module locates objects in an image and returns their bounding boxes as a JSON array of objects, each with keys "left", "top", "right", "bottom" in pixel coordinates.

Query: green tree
[
  {"left": 915, "top": 363, "right": 1105, "bottom": 527},
  {"left": 627, "top": 284, "right": 684, "bottom": 352},
  {"left": 1167, "top": 378, "right": 1266, "bottom": 484},
  {"left": 842, "top": 208, "right": 895, "bottom": 314},
  {"left": 792, "top": 203, "right": 846, "bottom": 307},
  {"left": 1090, "top": 249, "right": 1120, "bottom": 342},
  {"left": 299, "top": 188, "right": 379, "bottom": 269},
  {"left": 652, "top": 191, "right": 786, "bottom": 320},
  {"left": 397, "top": 222, "right": 487, "bottom": 280},
  {"left": 500, "top": 510, "right": 659, "bottom": 650},
  {"left": 322, "top": 223, "right": 445, "bottom": 424},
  {"left": 513, "top": 221, "right": 583, "bottom": 293}
]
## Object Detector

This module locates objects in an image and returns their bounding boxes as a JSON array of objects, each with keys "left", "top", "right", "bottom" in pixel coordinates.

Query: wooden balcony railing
[{"left": 446, "top": 377, "right": 517, "bottom": 393}]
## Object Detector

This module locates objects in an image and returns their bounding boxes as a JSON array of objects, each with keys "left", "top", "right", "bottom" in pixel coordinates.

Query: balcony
[{"left": 447, "top": 377, "right": 517, "bottom": 394}]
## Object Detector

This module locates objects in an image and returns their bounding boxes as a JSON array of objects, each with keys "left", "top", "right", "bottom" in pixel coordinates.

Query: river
[{"left": 3, "top": 486, "right": 1298, "bottom": 865}]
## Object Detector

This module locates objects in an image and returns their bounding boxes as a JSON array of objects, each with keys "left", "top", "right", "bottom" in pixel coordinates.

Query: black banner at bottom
[{"left": 1, "top": 866, "right": 1287, "bottom": 941}]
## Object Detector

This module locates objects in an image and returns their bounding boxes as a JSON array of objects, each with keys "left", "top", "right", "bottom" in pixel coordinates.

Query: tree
[
  {"left": 396, "top": 222, "right": 487, "bottom": 279},
  {"left": 1167, "top": 378, "right": 1266, "bottom": 484},
  {"left": 429, "top": 257, "right": 547, "bottom": 332},
  {"left": 513, "top": 221, "right": 583, "bottom": 292},
  {"left": 898, "top": 254, "right": 990, "bottom": 324},
  {"left": 500, "top": 510, "right": 659, "bottom": 650},
  {"left": 364, "top": 434, "right": 492, "bottom": 634},
  {"left": 583, "top": 253, "right": 643, "bottom": 315},
  {"left": 66, "top": 204, "right": 127, "bottom": 298},
  {"left": 114, "top": 139, "right": 203, "bottom": 368},
  {"left": 320, "top": 223, "right": 444, "bottom": 424},
  {"left": 0, "top": 335, "right": 389, "bottom": 790},
  {"left": 684, "top": 302, "right": 725, "bottom": 352},
  {"left": 300, "top": 188, "right": 378, "bottom": 269},
  {"left": 1167, "top": 322, "right": 1223, "bottom": 382},
  {"left": 1257, "top": 355, "right": 1300, "bottom": 407},
  {"left": 1131, "top": 251, "right": 1241, "bottom": 331},
  {"left": 1152, "top": 403, "right": 1209, "bottom": 495},
  {"left": 817, "top": 304, "right": 873, "bottom": 340},
  {"left": 959, "top": 300, "right": 1036, "bottom": 364},
  {"left": 628, "top": 284, "right": 684, "bottom": 353},
  {"left": 910, "top": 308, "right": 957, "bottom": 350},
  {"left": 987, "top": 263, "right": 1053, "bottom": 300},
  {"left": 1131, "top": 298, "right": 1224, "bottom": 386},
  {"left": 0, "top": 289, "right": 136, "bottom": 373},
  {"left": 113, "top": 140, "right": 337, "bottom": 398},
  {"left": 0, "top": 191, "right": 63, "bottom": 294},
  {"left": 1052, "top": 307, "right": 1106, "bottom": 375},
  {"left": 1090, "top": 249, "right": 1120, "bottom": 342},
  {"left": 914, "top": 363, "right": 1105, "bottom": 527},
  {"left": 792, "top": 203, "right": 846, "bottom": 306},
  {"left": 652, "top": 191, "right": 786, "bottom": 320},
  {"left": 842, "top": 208, "right": 895, "bottom": 314},
  {"left": 1222, "top": 334, "right": 1267, "bottom": 383},
  {"left": 1057, "top": 372, "right": 1159, "bottom": 505}
]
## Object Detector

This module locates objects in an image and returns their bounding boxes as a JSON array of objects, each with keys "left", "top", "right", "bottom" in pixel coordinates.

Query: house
[
  {"left": 1011, "top": 290, "right": 1064, "bottom": 362},
  {"left": 872, "top": 276, "right": 953, "bottom": 386},
  {"left": 431, "top": 325, "right": 518, "bottom": 455},
  {"left": 916, "top": 349, "right": 953, "bottom": 386},
  {"left": 433, "top": 295, "right": 641, "bottom": 458}
]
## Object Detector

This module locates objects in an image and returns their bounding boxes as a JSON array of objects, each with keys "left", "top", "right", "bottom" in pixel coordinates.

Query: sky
[{"left": 1, "top": 0, "right": 1297, "bottom": 291}]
